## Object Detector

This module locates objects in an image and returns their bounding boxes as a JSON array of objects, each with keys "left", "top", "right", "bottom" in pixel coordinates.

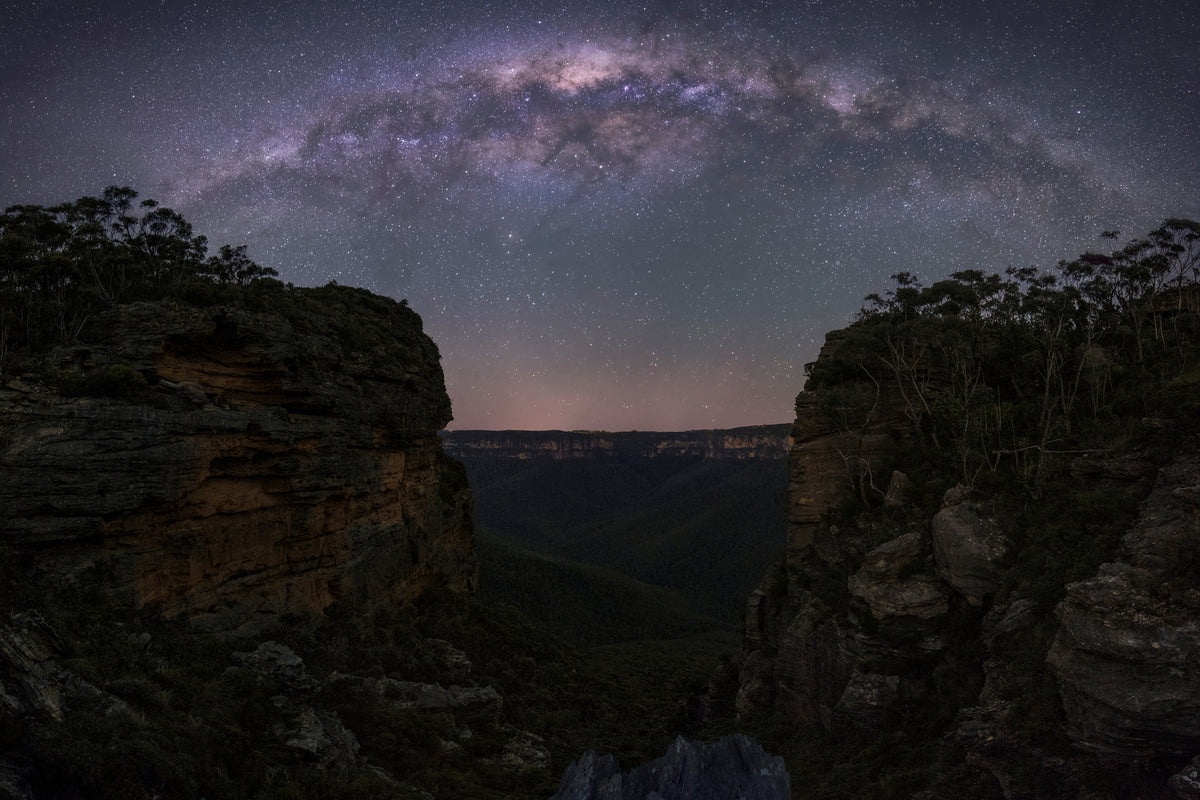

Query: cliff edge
[
  {"left": 0, "top": 285, "right": 475, "bottom": 631},
  {"left": 726, "top": 277, "right": 1200, "bottom": 797}
]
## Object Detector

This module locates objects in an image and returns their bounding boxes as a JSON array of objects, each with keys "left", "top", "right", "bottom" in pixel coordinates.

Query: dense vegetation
[
  {"left": 807, "top": 218, "right": 1200, "bottom": 502},
  {"left": 0, "top": 554, "right": 731, "bottom": 800},
  {"left": 0, "top": 186, "right": 277, "bottom": 375},
  {"left": 463, "top": 454, "right": 788, "bottom": 623}
]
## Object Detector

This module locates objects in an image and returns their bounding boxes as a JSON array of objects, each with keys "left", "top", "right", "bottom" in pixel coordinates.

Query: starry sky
[{"left": 2, "top": 1, "right": 1198, "bottom": 430}]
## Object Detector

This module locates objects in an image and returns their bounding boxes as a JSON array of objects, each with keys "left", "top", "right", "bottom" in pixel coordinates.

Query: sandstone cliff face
[
  {"left": 737, "top": 329, "right": 925, "bottom": 726},
  {"left": 1048, "top": 453, "right": 1200, "bottom": 757},
  {"left": 441, "top": 424, "right": 792, "bottom": 461},
  {"left": 785, "top": 329, "right": 914, "bottom": 558},
  {"left": 731, "top": 321, "right": 1200, "bottom": 795},
  {"left": 0, "top": 292, "right": 475, "bottom": 631}
]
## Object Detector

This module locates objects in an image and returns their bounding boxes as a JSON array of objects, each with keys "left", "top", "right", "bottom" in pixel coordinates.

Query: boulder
[
  {"left": 931, "top": 503, "right": 1008, "bottom": 605},
  {"left": 830, "top": 670, "right": 899, "bottom": 740},
  {"left": 278, "top": 706, "right": 360, "bottom": 766},
  {"left": 883, "top": 470, "right": 909, "bottom": 507},
  {"left": 847, "top": 531, "right": 950, "bottom": 620},
  {"left": 1171, "top": 755, "right": 1200, "bottom": 799},
  {"left": 0, "top": 611, "right": 115, "bottom": 721}
]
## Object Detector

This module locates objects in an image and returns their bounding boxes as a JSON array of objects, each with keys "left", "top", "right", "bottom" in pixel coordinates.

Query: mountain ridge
[{"left": 441, "top": 423, "right": 793, "bottom": 460}]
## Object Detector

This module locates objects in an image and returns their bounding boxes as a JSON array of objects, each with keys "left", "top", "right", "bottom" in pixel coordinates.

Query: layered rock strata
[
  {"left": 732, "top": 319, "right": 1200, "bottom": 793},
  {"left": 736, "top": 329, "right": 933, "bottom": 728},
  {"left": 0, "top": 293, "right": 475, "bottom": 630},
  {"left": 441, "top": 424, "right": 792, "bottom": 461},
  {"left": 1048, "top": 454, "right": 1200, "bottom": 757}
]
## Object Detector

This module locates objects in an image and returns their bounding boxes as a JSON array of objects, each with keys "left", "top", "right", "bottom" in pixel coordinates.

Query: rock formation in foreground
[
  {"left": 550, "top": 734, "right": 790, "bottom": 800},
  {"left": 726, "top": 307, "right": 1200, "bottom": 797},
  {"left": 0, "top": 286, "right": 543, "bottom": 798},
  {"left": 0, "top": 287, "right": 476, "bottom": 631}
]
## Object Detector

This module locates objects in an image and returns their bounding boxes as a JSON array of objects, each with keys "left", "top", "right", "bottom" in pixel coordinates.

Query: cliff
[
  {"left": 441, "top": 424, "right": 792, "bottom": 461},
  {"left": 727, "top": 319, "right": 1200, "bottom": 797},
  {"left": 0, "top": 286, "right": 475, "bottom": 631}
]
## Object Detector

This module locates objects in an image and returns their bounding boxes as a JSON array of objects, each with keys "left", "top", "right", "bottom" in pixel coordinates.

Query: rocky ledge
[
  {"left": 1048, "top": 453, "right": 1200, "bottom": 757},
  {"left": 0, "top": 288, "right": 475, "bottom": 631}
]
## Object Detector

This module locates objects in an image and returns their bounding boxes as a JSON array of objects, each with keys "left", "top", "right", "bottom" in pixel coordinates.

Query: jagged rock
[
  {"left": 499, "top": 726, "right": 550, "bottom": 772},
  {"left": 942, "top": 483, "right": 972, "bottom": 507},
  {"left": 981, "top": 598, "right": 1036, "bottom": 644},
  {"left": 550, "top": 734, "right": 790, "bottom": 800},
  {"left": 231, "top": 641, "right": 361, "bottom": 768},
  {"left": 950, "top": 701, "right": 1078, "bottom": 798},
  {"left": 1171, "top": 754, "right": 1200, "bottom": 799},
  {"left": 279, "top": 706, "right": 361, "bottom": 766},
  {"left": 234, "top": 641, "right": 316, "bottom": 692},
  {"left": 830, "top": 670, "right": 899, "bottom": 740},
  {"left": 737, "top": 588, "right": 852, "bottom": 725},
  {"left": 847, "top": 531, "right": 950, "bottom": 620},
  {"left": 0, "top": 610, "right": 115, "bottom": 721},
  {"left": 1047, "top": 455, "right": 1200, "bottom": 757},
  {"left": 0, "top": 295, "right": 475, "bottom": 631},
  {"left": 975, "top": 598, "right": 1041, "bottom": 703},
  {"left": 931, "top": 503, "right": 1008, "bottom": 606}
]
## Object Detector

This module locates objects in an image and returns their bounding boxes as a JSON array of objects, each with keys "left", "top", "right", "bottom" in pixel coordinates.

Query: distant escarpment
[
  {"left": 441, "top": 424, "right": 792, "bottom": 461},
  {"left": 722, "top": 220, "right": 1200, "bottom": 798},
  {"left": 447, "top": 424, "right": 792, "bottom": 632},
  {"left": 0, "top": 284, "right": 475, "bottom": 631}
]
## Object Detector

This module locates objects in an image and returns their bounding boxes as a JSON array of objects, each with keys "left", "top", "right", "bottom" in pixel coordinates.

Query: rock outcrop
[
  {"left": 1047, "top": 454, "right": 1200, "bottom": 757},
  {"left": 785, "top": 329, "right": 918, "bottom": 557},
  {"left": 735, "top": 329, "right": 932, "bottom": 727},
  {"left": 0, "top": 290, "right": 475, "bottom": 631},
  {"left": 847, "top": 530, "right": 950, "bottom": 620},
  {"left": 729, "top": 316, "right": 1200, "bottom": 796},
  {"left": 549, "top": 734, "right": 790, "bottom": 800},
  {"left": 930, "top": 503, "right": 1009, "bottom": 606}
]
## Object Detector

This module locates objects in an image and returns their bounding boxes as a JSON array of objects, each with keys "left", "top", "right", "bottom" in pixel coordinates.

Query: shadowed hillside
[{"left": 445, "top": 426, "right": 791, "bottom": 627}]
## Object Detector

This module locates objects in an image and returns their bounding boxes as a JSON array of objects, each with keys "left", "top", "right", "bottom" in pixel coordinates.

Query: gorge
[{"left": 2, "top": 205, "right": 1200, "bottom": 798}]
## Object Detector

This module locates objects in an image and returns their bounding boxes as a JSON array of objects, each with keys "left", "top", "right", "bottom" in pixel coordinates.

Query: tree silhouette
[{"left": 0, "top": 186, "right": 277, "bottom": 371}]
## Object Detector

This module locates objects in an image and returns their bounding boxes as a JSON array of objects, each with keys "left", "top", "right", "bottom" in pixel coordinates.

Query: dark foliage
[
  {"left": 461, "top": 454, "right": 788, "bottom": 623},
  {"left": 810, "top": 218, "right": 1200, "bottom": 500},
  {"left": 0, "top": 186, "right": 278, "bottom": 373}
]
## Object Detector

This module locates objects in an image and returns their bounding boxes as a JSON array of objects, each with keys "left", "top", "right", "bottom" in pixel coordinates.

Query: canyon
[{"left": 3, "top": 277, "right": 1200, "bottom": 798}]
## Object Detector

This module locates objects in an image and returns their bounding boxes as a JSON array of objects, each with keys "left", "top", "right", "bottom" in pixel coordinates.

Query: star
[{"left": 1, "top": 0, "right": 1197, "bottom": 430}]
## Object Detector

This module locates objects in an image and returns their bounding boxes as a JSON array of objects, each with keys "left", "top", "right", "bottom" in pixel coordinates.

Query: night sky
[{"left": 3, "top": 1, "right": 1197, "bottom": 430}]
